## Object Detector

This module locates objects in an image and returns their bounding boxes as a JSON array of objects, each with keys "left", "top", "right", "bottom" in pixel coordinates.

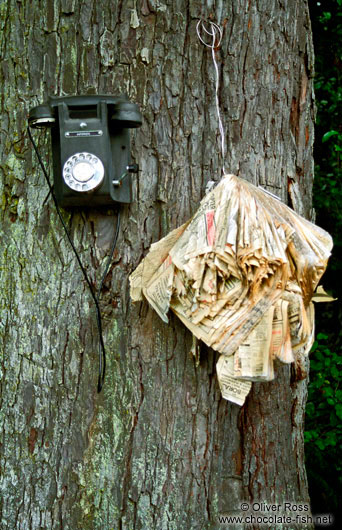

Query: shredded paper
[{"left": 130, "top": 175, "right": 333, "bottom": 405}]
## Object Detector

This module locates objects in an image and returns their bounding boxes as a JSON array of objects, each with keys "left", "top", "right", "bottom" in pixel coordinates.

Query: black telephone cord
[{"left": 28, "top": 126, "right": 119, "bottom": 393}]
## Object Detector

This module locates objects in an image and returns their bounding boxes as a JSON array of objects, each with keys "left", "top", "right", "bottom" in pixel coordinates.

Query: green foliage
[
  {"left": 311, "top": 1, "right": 342, "bottom": 261},
  {"left": 306, "top": 0, "right": 342, "bottom": 519},
  {"left": 321, "top": 130, "right": 340, "bottom": 144},
  {"left": 305, "top": 334, "right": 342, "bottom": 454},
  {"left": 305, "top": 333, "right": 342, "bottom": 518}
]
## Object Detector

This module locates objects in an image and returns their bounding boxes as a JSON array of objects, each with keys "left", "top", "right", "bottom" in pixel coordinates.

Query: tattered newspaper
[{"left": 130, "top": 174, "right": 333, "bottom": 405}]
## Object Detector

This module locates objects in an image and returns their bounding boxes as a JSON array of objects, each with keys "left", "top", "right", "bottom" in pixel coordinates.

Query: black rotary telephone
[{"left": 28, "top": 95, "right": 142, "bottom": 207}]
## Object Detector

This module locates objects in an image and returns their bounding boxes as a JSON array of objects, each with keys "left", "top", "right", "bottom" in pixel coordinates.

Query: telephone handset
[{"left": 28, "top": 95, "right": 142, "bottom": 207}]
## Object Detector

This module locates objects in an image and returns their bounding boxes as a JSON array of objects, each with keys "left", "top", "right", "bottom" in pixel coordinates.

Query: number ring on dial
[{"left": 63, "top": 152, "right": 104, "bottom": 192}]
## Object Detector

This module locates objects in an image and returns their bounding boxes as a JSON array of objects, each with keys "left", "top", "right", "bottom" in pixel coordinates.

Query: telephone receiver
[{"left": 28, "top": 95, "right": 142, "bottom": 207}]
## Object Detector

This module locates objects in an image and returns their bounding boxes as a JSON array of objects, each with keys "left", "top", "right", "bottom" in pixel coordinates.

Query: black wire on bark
[{"left": 28, "top": 126, "right": 120, "bottom": 393}]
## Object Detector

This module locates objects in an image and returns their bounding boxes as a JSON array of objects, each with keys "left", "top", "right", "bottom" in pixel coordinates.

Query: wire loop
[
  {"left": 196, "top": 19, "right": 226, "bottom": 176},
  {"left": 196, "top": 20, "right": 223, "bottom": 49}
]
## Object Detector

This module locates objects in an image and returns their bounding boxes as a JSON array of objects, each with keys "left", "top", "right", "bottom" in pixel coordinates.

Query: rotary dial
[{"left": 62, "top": 152, "right": 104, "bottom": 192}]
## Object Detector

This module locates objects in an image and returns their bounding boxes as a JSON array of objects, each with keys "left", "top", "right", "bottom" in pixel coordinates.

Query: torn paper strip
[
  {"left": 216, "top": 355, "right": 252, "bottom": 406},
  {"left": 233, "top": 306, "right": 275, "bottom": 381}
]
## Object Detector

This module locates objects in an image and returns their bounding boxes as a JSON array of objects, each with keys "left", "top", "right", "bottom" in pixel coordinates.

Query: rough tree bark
[{"left": 0, "top": 0, "right": 315, "bottom": 528}]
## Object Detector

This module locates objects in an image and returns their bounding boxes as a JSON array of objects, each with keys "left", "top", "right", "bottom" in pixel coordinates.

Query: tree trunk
[{"left": 0, "top": 1, "right": 315, "bottom": 528}]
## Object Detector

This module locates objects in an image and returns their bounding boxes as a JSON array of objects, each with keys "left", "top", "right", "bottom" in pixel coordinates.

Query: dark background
[{"left": 307, "top": 1, "right": 342, "bottom": 527}]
